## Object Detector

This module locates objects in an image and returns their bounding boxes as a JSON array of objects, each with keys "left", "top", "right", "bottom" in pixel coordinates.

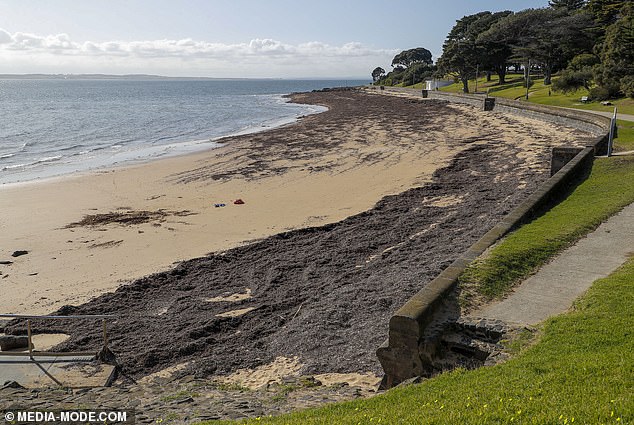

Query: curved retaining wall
[
  {"left": 376, "top": 90, "right": 612, "bottom": 388},
  {"left": 429, "top": 91, "right": 611, "bottom": 154}
]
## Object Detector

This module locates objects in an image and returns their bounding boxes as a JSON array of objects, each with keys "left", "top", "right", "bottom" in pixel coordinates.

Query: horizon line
[{"left": 0, "top": 73, "right": 371, "bottom": 81}]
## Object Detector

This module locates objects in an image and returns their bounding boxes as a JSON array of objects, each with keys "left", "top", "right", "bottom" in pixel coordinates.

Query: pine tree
[
  {"left": 587, "top": 0, "right": 627, "bottom": 25},
  {"left": 549, "top": 0, "right": 586, "bottom": 10}
]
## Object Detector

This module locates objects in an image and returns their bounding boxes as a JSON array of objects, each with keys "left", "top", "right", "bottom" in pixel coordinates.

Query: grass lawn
[
  {"left": 614, "top": 120, "right": 634, "bottom": 152},
  {"left": 202, "top": 154, "right": 634, "bottom": 424},
  {"left": 435, "top": 75, "right": 634, "bottom": 116}
]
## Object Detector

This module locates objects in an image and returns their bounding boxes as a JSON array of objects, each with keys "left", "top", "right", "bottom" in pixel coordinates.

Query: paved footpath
[
  {"left": 571, "top": 108, "right": 634, "bottom": 122},
  {"left": 475, "top": 105, "right": 634, "bottom": 326},
  {"left": 472, "top": 202, "right": 634, "bottom": 326}
]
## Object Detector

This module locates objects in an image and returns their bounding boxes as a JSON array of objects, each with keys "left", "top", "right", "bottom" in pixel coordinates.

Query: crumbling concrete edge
[{"left": 377, "top": 91, "right": 610, "bottom": 388}]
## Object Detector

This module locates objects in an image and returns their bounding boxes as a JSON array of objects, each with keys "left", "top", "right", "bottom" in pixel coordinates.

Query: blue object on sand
[{"left": 214, "top": 203, "right": 226, "bottom": 208}]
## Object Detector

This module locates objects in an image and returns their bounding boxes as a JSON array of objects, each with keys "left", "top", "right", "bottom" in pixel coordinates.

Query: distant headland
[{"left": 0, "top": 74, "right": 253, "bottom": 80}]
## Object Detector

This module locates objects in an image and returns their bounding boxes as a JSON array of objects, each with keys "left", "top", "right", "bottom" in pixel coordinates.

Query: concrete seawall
[
  {"left": 429, "top": 91, "right": 610, "bottom": 154},
  {"left": 376, "top": 90, "right": 612, "bottom": 388}
]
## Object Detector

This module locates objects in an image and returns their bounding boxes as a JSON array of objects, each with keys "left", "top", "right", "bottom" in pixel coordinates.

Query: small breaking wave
[
  {"left": 1, "top": 155, "right": 63, "bottom": 172},
  {"left": 34, "top": 155, "right": 63, "bottom": 165}
]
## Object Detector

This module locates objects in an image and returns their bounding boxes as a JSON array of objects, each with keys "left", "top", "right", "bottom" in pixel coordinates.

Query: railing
[
  {"left": 607, "top": 107, "right": 617, "bottom": 157},
  {"left": 0, "top": 314, "right": 115, "bottom": 359}
]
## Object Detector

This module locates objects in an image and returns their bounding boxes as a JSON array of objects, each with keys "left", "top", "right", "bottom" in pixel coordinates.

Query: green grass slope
[{"left": 436, "top": 75, "right": 634, "bottom": 116}]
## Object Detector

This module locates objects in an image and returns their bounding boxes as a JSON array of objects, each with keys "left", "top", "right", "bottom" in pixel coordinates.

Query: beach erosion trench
[{"left": 376, "top": 88, "right": 612, "bottom": 388}]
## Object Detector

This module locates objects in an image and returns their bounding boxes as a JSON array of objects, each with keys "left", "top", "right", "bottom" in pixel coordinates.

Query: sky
[{"left": 0, "top": 0, "right": 550, "bottom": 79}]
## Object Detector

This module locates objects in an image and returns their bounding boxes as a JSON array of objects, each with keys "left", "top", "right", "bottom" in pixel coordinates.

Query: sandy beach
[
  {"left": 1, "top": 89, "right": 593, "bottom": 381},
  {"left": 1, "top": 89, "right": 452, "bottom": 315}
]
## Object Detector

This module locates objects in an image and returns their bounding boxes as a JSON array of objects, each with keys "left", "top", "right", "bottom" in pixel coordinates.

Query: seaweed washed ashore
[{"left": 3, "top": 89, "right": 592, "bottom": 384}]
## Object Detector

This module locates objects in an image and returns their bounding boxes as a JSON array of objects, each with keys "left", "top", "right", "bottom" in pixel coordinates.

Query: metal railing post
[
  {"left": 0, "top": 314, "right": 115, "bottom": 358},
  {"left": 607, "top": 107, "right": 617, "bottom": 157},
  {"left": 27, "top": 319, "right": 33, "bottom": 360},
  {"left": 102, "top": 318, "right": 108, "bottom": 351}
]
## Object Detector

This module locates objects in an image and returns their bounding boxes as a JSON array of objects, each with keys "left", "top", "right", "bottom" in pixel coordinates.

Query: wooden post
[{"left": 525, "top": 59, "right": 531, "bottom": 101}]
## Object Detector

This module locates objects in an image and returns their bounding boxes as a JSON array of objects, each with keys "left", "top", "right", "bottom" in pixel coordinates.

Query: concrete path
[
  {"left": 577, "top": 109, "right": 634, "bottom": 123},
  {"left": 472, "top": 202, "right": 634, "bottom": 326}
]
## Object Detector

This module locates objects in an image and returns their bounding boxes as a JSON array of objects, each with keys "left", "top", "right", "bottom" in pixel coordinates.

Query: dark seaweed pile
[{"left": 13, "top": 90, "right": 552, "bottom": 379}]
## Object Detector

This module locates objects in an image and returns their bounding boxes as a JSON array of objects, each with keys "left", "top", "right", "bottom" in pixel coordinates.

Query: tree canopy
[
  {"left": 587, "top": 0, "right": 629, "bottom": 25},
  {"left": 369, "top": 1, "right": 634, "bottom": 99},
  {"left": 594, "top": 3, "right": 634, "bottom": 97},
  {"left": 437, "top": 11, "right": 512, "bottom": 93},
  {"left": 390, "top": 48, "right": 433, "bottom": 68},
  {"left": 371, "top": 67, "right": 386, "bottom": 83},
  {"left": 371, "top": 48, "right": 435, "bottom": 87},
  {"left": 479, "top": 8, "right": 594, "bottom": 85},
  {"left": 549, "top": 0, "right": 586, "bottom": 10}
]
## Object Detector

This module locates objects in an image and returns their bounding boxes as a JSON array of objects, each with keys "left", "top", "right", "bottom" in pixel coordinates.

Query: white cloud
[
  {"left": 0, "top": 28, "right": 12, "bottom": 44},
  {"left": 0, "top": 28, "right": 397, "bottom": 77}
]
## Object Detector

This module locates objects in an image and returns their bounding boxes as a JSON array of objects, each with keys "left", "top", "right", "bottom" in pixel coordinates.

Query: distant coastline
[
  {"left": 0, "top": 74, "right": 259, "bottom": 80},
  {"left": 0, "top": 73, "right": 370, "bottom": 81}
]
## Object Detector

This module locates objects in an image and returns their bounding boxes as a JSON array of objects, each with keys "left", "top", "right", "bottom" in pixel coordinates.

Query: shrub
[
  {"left": 620, "top": 75, "right": 634, "bottom": 98},
  {"left": 589, "top": 84, "right": 621, "bottom": 100},
  {"left": 568, "top": 53, "right": 600, "bottom": 71},
  {"left": 552, "top": 69, "right": 593, "bottom": 93}
]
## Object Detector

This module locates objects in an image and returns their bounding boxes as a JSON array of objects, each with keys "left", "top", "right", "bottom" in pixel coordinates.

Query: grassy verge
[
  {"left": 459, "top": 156, "right": 634, "bottom": 303},
  {"left": 436, "top": 75, "right": 634, "bottom": 116},
  {"left": 205, "top": 255, "right": 634, "bottom": 424},
  {"left": 614, "top": 119, "right": 634, "bottom": 152}
]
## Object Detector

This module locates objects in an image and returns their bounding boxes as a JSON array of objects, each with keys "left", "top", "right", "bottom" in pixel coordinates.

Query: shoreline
[
  {"left": 0, "top": 89, "right": 453, "bottom": 316},
  {"left": 1, "top": 88, "right": 592, "bottom": 334},
  {"left": 0, "top": 95, "right": 328, "bottom": 187}
]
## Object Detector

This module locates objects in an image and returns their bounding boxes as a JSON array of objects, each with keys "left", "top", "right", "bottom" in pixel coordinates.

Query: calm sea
[{"left": 0, "top": 78, "right": 368, "bottom": 184}]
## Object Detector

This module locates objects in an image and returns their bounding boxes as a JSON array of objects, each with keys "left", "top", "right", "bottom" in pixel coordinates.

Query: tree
[
  {"left": 586, "top": 0, "right": 628, "bottom": 26},
  {"left": 371, "top": 67, "right": 386, "bottom": 83},
  {"left": 474, "top": 11, "right": 514, "bottom": 84},
  {"left": 594, "top": 3, "right": 634, "bottom": 97},
  {"left": 402, "top": 63, "right": 437, "bottom": 86},
  {"left": 437, "top": 12, "right": 489, "bottom": 93},
  {"left": 480, "top": 8, "right": 595, "bottom": 85},
  {"left": 390, "top": 47, "right": 433, "bottom": 68},
  {"left": 549, "top": 0, "right": 586, "bottom": 10},
  {"left": 569, "top": 53, "right": 601, "bottom": 70},
  {"left": 438, "top": 11, "right": 512, "bottom": 92}
]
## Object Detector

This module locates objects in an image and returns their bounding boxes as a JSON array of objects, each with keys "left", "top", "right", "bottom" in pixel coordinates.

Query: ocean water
[{"left": 0, "top": 78, "right": 367, "bottom": 185}]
